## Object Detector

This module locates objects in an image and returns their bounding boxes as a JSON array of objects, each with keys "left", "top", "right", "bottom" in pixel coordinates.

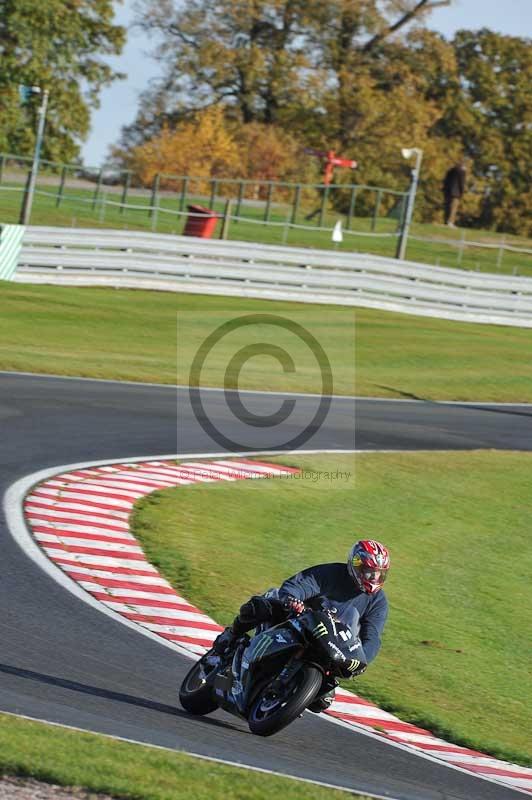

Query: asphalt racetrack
[{"left": 0, "top": 372, "right": 530, "bottom": 799}]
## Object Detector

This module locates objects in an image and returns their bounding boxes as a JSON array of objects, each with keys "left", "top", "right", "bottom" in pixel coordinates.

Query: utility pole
[
  {"left": 19, "top": 87, "right": 49, "bottom": 226},
  {"left": 396, "top": 147, "right": 423, "bottom": 261}
]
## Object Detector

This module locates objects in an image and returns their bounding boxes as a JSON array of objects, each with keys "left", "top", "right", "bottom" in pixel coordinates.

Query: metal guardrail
[{"left": 14, "top": 226, "right": 532, "bottom": 328}]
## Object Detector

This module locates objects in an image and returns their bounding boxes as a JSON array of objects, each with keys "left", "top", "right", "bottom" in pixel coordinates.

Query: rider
[{"left": 213, "top": 539, "right": 390, "bottom": 712}]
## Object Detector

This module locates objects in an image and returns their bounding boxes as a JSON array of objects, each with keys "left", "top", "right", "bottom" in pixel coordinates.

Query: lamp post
[
  {"left": 395, "top": 146, "right": 423, "bottom": 261},
  {"left": 19, "top": 86, "right": 49, "bottom": 226}
]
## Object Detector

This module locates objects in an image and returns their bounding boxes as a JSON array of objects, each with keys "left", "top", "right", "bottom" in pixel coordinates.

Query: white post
[
  {"left": 19, "top": 88, "right": 49, "bottom": 226},
  {"left": 396, "top": 148, "right": 423, "bottom": 261}
]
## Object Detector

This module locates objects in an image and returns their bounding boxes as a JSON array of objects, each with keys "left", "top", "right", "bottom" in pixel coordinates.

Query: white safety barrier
[{"left": 15, "top": 226, "right": 532, "bottom": 327}]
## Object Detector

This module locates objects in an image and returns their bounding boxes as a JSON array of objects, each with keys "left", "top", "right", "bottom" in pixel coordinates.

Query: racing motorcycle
[{"left": 178, "top": 602, "right": 365, "bottom": 736}]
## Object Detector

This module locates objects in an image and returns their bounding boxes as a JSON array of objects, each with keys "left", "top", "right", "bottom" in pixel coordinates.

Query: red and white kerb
[{"left": 23, "top": 458, "right": 532, "bottom": 795}]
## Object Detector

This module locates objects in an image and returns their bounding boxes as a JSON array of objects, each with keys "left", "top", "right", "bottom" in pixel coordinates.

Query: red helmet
[{"left": 347, "top": 540, "right": 390, "bottom": 594}]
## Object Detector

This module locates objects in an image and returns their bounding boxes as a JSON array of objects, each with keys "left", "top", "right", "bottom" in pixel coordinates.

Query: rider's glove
[{"left": 282, "top": 596, "right": 305, "bottom": 615}]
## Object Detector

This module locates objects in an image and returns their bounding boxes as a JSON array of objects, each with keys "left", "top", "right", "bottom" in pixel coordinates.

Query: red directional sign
[{"left": 304, "top": 148, "right": 358, "bottom": 185}]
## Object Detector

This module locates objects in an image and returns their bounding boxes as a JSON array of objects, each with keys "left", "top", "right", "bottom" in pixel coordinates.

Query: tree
[
  {"left": 437, "top": 29, "right": 532, "bottom": 235},
  {"left": 120, "top": 0, "right": 450, "bottom": 151},
  {"left": 118, "top": 108, "right": 315, "bottom": 194},
  {"left": 0, "top": 0, "right": 125, "bottom": 162},
  {"left": 233, "top": 122, "right": 301, "bottom": 182},
  {"left": 129, "top": 0, "right": 312, "bottom": 128},
  {"left": 119, "top": 2, "right": 531, "bottom": 234},
  {"left": 324, "top": 26, "right": 532, "bottom": 234},
  {"left": 325, "top": 29, "right": 461, "bottom": 219},
  {"left": 123, "top": 106, "right": 240, "bottom": 187},
  {"left": 303, "top": 0, "right": 451, "bottom": 146}
]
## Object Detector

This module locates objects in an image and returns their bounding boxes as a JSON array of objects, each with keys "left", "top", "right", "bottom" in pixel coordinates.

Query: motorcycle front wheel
[
  {"left": 248, "top": 664, "right": 322, "bottom": 736},
  {"left": 179, "top": 655, "right": 219, "bottom": 715}
]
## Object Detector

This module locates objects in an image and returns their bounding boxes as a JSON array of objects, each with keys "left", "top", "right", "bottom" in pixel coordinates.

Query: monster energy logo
[
  {"left": 347, "top": 659, "right": 360, "bottom": 673},
  {"left": 252, "top": 635, "right": 272, "bottom": 661},
  {"left": 313, "top": 622, "right": 328, "bottom": 639}
]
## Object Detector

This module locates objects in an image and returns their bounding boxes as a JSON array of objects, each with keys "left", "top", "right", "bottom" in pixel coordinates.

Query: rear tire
[
  {"left": 248, "top": 665, "right": 322, "bottom": 736},
  {"left": 179, "top": 656, "right": 218, "bottom": 715}
]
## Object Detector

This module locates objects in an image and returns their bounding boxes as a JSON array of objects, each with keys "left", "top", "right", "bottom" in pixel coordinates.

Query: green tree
[
  {"left": 324, "top": 29, "right": 462, "bottom": 219},
  {"left": 126, "top": 0, "right": 313, "bottom": 136},
  {"left": 302, "top": 1, "right": 449, "bottom": 145},
  {"left": 120, "top": 0, "right": 451, "bottom": 150},
  {"left": 437, "top": 29, "right": 532, "bottom": 235},
  {"left": 0, "top": 0, "right": 125, "bottom": 162}
]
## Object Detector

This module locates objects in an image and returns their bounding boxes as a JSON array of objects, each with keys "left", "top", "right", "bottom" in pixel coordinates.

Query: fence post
[
  {"left": 347, "top": 186, "right": 357, "bottom": 230},
  {"left": 92, "top": 168, "right": 103, "bottom": 211},
  {"left": 457, "top": 229, "right": 466, "bottom": 266},
  {"left": 149, "top": 173, "right": 160, "bottom": 218},
  {"left": 120, "top": 171, "right": 131, "bottom": 214},
  {"left": 318, "top": 186, "right": 329, "bottom": 228},
  {"left": 496, "top": 234, "right": 506, "bottom": 271},
  {"left": 291, "top": 184, "right": 301, "bottom": 225},
  {"left": 394, "top": 195, "right": 405, "bottom": 233},
  {"left": 264, "top": 182, "right": 274, "bottom": 222},
  {"left": 371, "top": 189, "right": 382, "bottom": 232},
  {"left": 209, "top": 179, "right": 218, "bottom": 209},
  {"left": 98, "top": 189, "right": 107, "bottom": 223},
  {"left": 179, "top": 177, "right": 189, "bottom": 213},
  {"left": 282, "top": 209, "right": 290, "bottom": 244},
  {"left": 235, "top": 181, "right": 245, "bottom": 220},
  {"left": 56, "top": 165, "right": 67, "bottom": 208},
  {"left": 220, "top": 199, "right": 232, "bottom": 240}
]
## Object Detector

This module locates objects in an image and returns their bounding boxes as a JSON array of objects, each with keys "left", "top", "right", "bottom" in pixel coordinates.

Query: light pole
[
  {"left": 395, "top": 146, "right": 423, "bottom": 261},
  {"left": 19, "top": 87, "right": 49, "bottom": 226}
]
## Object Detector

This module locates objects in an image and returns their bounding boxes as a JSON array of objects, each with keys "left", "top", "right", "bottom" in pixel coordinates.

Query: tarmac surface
[{"left": 0, "top": 371, "right": 529, "bottom": 799}]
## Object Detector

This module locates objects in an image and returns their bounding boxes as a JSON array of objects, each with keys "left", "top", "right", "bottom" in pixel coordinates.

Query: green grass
[
  {"left": 1, "top": 282, "right": 532, "bottom": 401},
  {"left": 132, "top": 451, "right": 531, "bottom": 767},
  {"left": 0, "top": 712, "right": 367, "bottom": 799},
  {"left": 1, "top": 180, "right": 531, "bottom": 275}
]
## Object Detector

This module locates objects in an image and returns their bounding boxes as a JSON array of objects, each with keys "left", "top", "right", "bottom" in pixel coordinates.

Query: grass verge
[
  {"left": 0, "top": 712, "right": 368, "bottom": 799},
  {"left": 132, "top": 451, "right": 531, "bottom": 766},
  {"left": 1, "top": 283, "right": 532, "bottom": 401}
]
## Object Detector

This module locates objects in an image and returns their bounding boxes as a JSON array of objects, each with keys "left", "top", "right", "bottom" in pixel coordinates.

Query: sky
[{"left": 81, "top": 0, "right": 532, "bottom": 166}]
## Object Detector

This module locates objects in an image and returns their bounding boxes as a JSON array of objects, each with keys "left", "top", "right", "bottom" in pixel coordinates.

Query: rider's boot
[
  {"left": 212, "top": 617, "right": 249, "bottom": 655},
  {"left": 211, "top": 596, "right": 274, "bottom": 656},
  {"left": 212, "top": 626, "right": 237, "bottom": 655}
]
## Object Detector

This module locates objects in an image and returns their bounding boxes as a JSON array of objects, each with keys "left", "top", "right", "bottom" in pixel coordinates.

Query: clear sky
[{"left": 82, "top": 0, "right": 532, "bottom": 166}]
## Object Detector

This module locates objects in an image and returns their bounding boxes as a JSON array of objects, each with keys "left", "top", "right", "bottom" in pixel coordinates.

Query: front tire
[
  {"left": 179, "top": 656, "right": 218, "bottom": 715},
  {"left": 248, "top": 665, "right": 322, "bottom": 736}
]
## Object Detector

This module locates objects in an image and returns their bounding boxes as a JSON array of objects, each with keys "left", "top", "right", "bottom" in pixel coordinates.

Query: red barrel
[{"left": 183, "top": 204, "right": 220, "bottom": 238}]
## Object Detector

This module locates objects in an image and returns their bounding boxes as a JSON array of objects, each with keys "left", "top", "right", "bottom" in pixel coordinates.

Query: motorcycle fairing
[
  {"left": 233, "top": 626, "right": 303, "bottom": 713},
  {"left": 297, "top": 609, "right": 365, "bottom": 671}
]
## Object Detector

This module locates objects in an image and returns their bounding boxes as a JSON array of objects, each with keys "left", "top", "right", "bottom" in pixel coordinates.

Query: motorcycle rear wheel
[
  {"left": 248, "top": 665, "right": 322, "bottom": 736},
  {"left": 179, "top": 655, "right": 218, "bottom": 715}
]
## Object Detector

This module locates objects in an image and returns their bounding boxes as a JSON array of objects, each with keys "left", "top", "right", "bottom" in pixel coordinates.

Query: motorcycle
[{"left": 178, "top": 603, "right": 365, "bottom": 736}]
